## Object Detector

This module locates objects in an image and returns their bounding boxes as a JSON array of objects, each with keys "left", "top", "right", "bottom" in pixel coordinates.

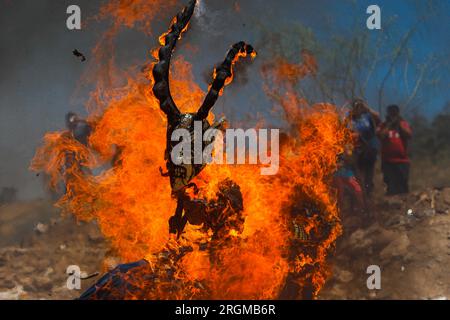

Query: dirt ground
[
  {"left": 320, "top": 187, "right": 450, "bottom": 300},
  {"left": 1, "top": 186, "right": 449, "bottom": 300},
  {"left": 0, "top": 200, "right": 107, "bottom": 299}
]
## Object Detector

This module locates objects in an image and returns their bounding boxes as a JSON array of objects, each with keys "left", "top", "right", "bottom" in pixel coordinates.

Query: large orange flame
[{"left": 30, "top": 1, "right": 350, "bottom": 299}]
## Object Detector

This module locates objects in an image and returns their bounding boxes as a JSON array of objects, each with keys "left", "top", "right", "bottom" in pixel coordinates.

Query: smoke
[
  {"left": 194, "top": 0, "right": 205, "bottom": 18},
  {"left": 0, "top": 0, "right": 95, "bottom": 200},
  {"left": 0, "top": 0, "right": 359, "bottom": 200},
  {"left": 1, "top": 0, "right": 448, "bottom": 200},
  {"left": 193, "top": 0, "right": 222, "bottom": 36}
]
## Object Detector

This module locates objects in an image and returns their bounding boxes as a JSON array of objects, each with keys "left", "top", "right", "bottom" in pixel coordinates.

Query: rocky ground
[
  {"left": 320, "top": 187, "right": 450, "bottom": 300},
  {"left": 0, "top": 200, "right": 107, "bottom": 299},
  {"left": 1, "top": 188, "right": 450, "bottom": 300}
]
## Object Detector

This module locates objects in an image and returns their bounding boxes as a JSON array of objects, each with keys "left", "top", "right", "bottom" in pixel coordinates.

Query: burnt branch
[
  {"left": 196, "top": 42, "right": 256, "bottom": 120},
  {"left": 152, "top": 0, "right": 196, "bottom": 122}
]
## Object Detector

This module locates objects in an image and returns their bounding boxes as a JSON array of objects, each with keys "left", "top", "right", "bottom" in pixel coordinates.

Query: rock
[
  {"left": 335, "top": 268, "right": 354, "bottom": 283},
  {"left": 428, "top": 295, "right": 447, "bottom": 300},
  {"left": 347, "top": 229, "right": 373, "bottom": 249},
  {"left": 34, "top": 222, "right": 48, "bottom": 234},
  {"left": 423, "top": 209, "right": 436, "bottom": 217},
  {"left": 0, "top": 285, "right": 25, "bottom": 300},
  {"left": 380, "top": 234, "right": 410, "bottom": 260}
]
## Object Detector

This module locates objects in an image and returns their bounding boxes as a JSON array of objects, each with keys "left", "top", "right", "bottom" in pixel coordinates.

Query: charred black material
[
  {"left": 152, "top": 0, "right": 255, "bottom": 236},
  {"left": 78, "top": 260, "right": 150, "bottom": 300},
  {"left": 196, "top": 42, "right": 255, "bottom": 120},
  {"left": 65, "top": 112, "right": 92, "bottom": 146},
  {"left": 279, "top": 186, "right": 338, "bottom": 300},
  {"left": 78, "top": 179, "right": 245, "bottom": 300},
  {"left": 72, "top": 49, "right": 86, "bottom": 62},
  {"left": 151, "top": 1, "right": 195, "bottom": 122}
]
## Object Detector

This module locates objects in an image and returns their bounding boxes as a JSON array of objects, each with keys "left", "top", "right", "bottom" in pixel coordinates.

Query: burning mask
[
  {"left": 153, "top": 0, "right": 255, "bottom": 195},
  {"left": 165, "top": 114, "right": 225, "bottom": 193},
  {"left": 152, "top": 0, "right": 255, "bottom": 236}
]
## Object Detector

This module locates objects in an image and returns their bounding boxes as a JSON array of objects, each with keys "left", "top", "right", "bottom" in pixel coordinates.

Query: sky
[{"left": 0, "top": 0, "right": 449, "bottom": 200}]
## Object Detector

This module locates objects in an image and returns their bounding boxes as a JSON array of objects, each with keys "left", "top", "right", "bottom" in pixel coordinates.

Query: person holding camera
[
  {"left": 348, "top": 99, "right": 381, "bottom": 197},
  {"left": 377, "top": 105, "right": 413, "bottom": 195}
]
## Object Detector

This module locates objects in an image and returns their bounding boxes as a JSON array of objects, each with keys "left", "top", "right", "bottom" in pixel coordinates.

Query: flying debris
[{"left": 72, "top": 49, "right": 86, "bottom": 62}]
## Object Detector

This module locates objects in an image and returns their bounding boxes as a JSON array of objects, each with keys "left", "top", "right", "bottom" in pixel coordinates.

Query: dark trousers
[
  {"left": 356, "top": 153, "right": 377, "bottom": 196},
  {"left": 382, "top": 162, "right": 410, "bottom": 195}
]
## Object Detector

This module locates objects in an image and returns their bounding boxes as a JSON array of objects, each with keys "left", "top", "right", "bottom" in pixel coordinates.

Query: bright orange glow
[{"left": 31, "top": 1, "right": 350, "bottom": 299}]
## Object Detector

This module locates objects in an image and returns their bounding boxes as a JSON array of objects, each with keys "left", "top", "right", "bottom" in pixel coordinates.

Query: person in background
[
  {"left": 377, "top": 105, "right": 412, "bottom": 195},
  {"left": 65, "top": 112, "right": 92, "bottom": 146},
  {"left": 61, "top": 112, "right": 94, "bottom": 193},
  {"left": 334, "top": 145, "right": 366, "bottom": 214},
  {"left": 348, "top": 99, "right": 381, "bottom": 197}
]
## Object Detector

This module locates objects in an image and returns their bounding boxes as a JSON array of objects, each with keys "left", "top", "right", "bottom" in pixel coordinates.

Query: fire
[
  {"left": 97, "top": 0, "right": 178, "bottom": 33},
  {"left": 30, "top": 0, "right": 350, "bottom": 299},
  {"left": 261, "top": 51, "right": 351, "bottom": 297}
]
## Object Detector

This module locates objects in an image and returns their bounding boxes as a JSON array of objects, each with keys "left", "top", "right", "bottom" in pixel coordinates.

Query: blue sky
[
  {"left": 273, "top": 0, "right": 450, "bottom": 115},
  {"left": 328, "top": 0, "right": 450, "bottom": 115}
]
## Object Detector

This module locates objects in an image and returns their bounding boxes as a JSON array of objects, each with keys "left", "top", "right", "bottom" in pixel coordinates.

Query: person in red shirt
[
  {"left": 377, "top": 105, "right": 413, "bottom": 195},
  {"left": 334, "top": 145, "right": 366, "bottom": 214}
]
